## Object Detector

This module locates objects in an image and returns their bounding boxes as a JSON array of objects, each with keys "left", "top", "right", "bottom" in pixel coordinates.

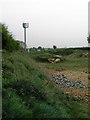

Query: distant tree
[
  {"left": 38, "top": 46, "right": 42, "bottom": 50},
  {"left": 53, "top": 45, "right": 57, "bottom": 49},
  {"left": 1, "top": 23, "right": 20, "bottom": 51}
]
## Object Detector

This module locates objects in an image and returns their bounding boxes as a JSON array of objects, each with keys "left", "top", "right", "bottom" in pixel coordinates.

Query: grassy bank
[{"left": 2, "top": 50, "right": 88, "bottom": 119}]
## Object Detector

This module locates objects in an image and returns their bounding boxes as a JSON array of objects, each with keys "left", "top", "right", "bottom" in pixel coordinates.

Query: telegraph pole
[{"left": 22, "top": 23, "right": 29, "bottom": 50}]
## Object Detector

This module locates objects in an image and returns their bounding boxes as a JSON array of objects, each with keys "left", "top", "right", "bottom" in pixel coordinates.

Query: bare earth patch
[{"left": 42, "top": 67, "right": 89, "bottom": 101}]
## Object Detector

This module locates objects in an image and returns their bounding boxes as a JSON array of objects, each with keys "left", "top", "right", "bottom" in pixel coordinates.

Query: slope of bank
[{"left": 2, "top": 50, "right": 88, "bottom": 119}]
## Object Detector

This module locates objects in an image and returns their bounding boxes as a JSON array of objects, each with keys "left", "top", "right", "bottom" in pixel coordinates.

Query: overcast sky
[{"left": 0, "top": 0, "right": 89, "bottom": 48}]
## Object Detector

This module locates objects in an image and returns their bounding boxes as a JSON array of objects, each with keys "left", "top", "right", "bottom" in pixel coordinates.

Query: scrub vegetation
[{"left": 2, "top": 50, "right": 88, "bottom": 119}]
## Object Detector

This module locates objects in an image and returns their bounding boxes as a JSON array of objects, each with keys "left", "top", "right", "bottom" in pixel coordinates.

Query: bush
[{"left": 1, "top": 23, "right": 20, "bottom": 51}]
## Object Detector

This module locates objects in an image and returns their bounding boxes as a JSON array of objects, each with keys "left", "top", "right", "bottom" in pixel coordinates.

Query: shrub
[{"left": 1, "top": 23, "right": 20, "bottom": 51}]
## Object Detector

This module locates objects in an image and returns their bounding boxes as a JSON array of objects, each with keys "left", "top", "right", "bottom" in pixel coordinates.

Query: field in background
[{"left": 30, "top": 47, "right": 88, "bottom": 71}]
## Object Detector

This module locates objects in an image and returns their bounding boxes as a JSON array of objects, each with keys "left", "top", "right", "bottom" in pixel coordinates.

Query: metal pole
[
  {"left": 24, "top": 28, "right": 26, "bottom": 50},
  {"left": 22, "top": 23, "right": 29, "bottom": 50}
]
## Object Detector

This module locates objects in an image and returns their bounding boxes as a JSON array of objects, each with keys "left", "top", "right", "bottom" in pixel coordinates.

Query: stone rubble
[{"left": 51, "top": 74, "right": 88, "bottom": 88}]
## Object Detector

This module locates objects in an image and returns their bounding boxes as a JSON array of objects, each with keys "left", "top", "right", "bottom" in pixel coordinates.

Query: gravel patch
[{"left": 51, "top": 74, "right": 88, "bottom": 88}]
